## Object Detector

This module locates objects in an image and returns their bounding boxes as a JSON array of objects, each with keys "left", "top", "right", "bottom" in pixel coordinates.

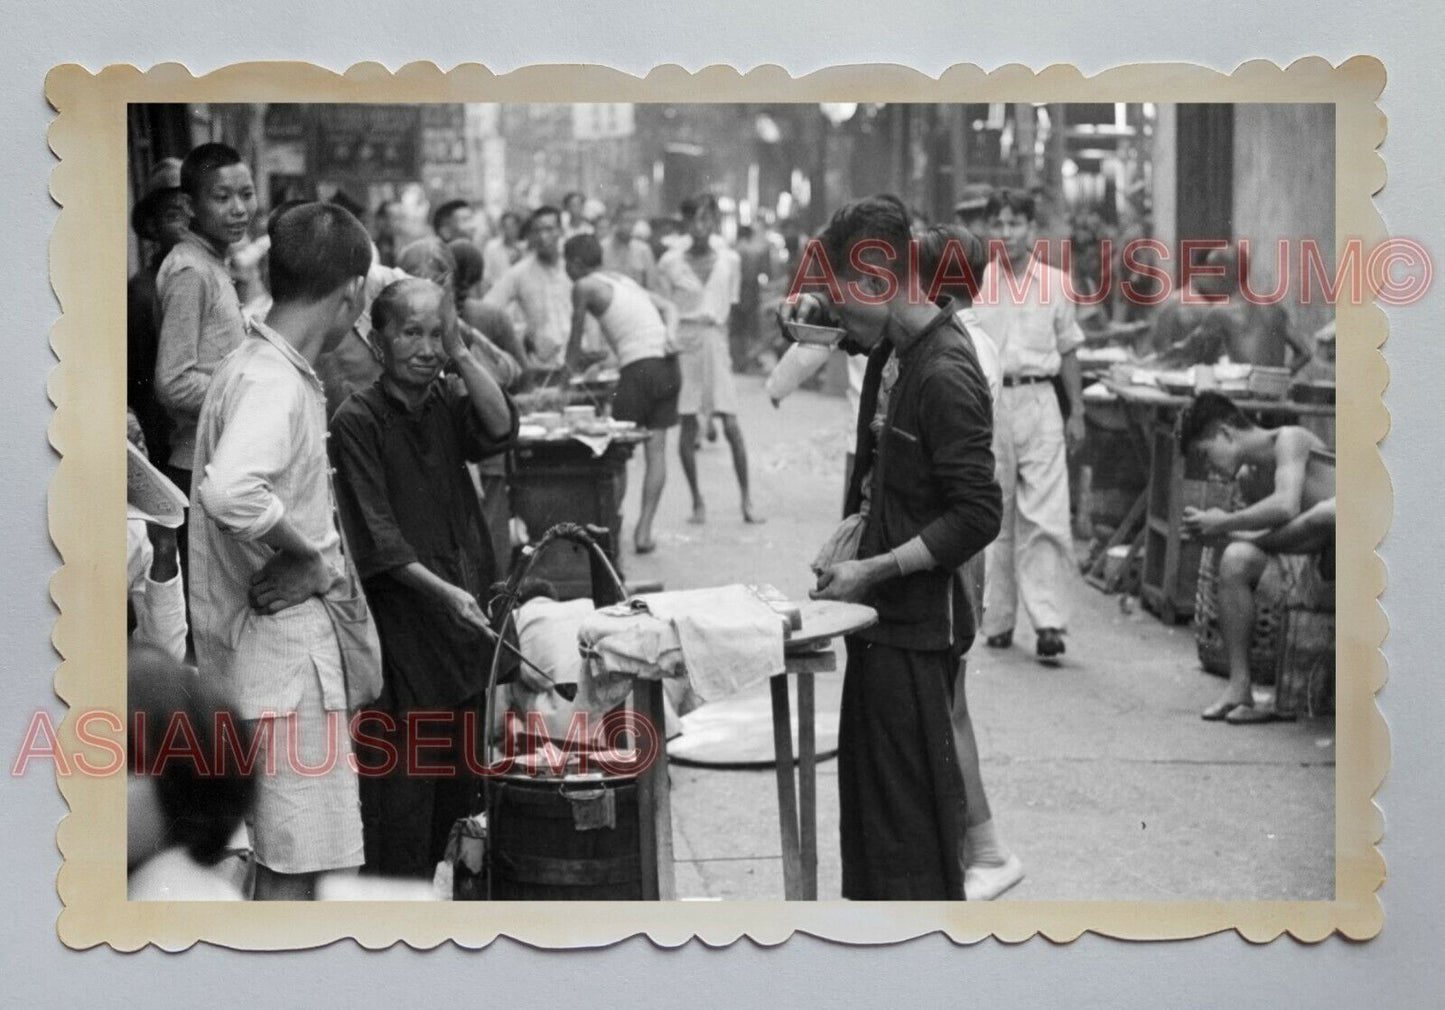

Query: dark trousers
[
  {"left": 838, "top": 638, "right": 967, "bottom": 900},
  {"left": 357, "top": 696, "right": 483, "bottom": 879}
]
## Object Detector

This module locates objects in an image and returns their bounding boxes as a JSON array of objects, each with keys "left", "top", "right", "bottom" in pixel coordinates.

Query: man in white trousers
[{"left": 972, "top": 189, "right": 1085, "bottom": 662}]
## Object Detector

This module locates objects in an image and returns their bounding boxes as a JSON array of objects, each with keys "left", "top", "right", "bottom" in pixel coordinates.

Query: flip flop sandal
[
  {"left": 1225, "top": 705, "right": 1283, "bottom": 725},
  {"left": 1201, "top": 700, "right": 1243, "bottom": 721}
]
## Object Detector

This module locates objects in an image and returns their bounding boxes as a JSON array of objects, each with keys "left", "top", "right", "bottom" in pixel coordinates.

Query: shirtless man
[
  {"left": 1148, "top": 245, "right": 1315, "bottom": 370},
  {"left": 1178, "top": 392, "right": 1335, "bottom": 724}
]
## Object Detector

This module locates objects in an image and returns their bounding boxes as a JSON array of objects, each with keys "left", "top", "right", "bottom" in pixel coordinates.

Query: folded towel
[
  {"left": 631, "top": 585, "right": 786, "bottom": 703},
  {"left": 574, "top": 584, "right": 787, "bottom": 719},
  {"left": 575, "top": 605, "right": 687, "bottom": 714}
]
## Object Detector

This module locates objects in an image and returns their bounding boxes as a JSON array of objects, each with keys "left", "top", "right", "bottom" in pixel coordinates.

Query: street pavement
[{"left": 613, "top": 372, "right": 1335, "bottom": 902}]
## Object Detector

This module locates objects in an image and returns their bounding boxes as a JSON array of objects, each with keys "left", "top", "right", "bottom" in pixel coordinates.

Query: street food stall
[
  {"left": 463, "top": 524, "right": 876, "bottom": 901},
  {"left": 509, "top": 374, "right": 645, "bottom": 597}
]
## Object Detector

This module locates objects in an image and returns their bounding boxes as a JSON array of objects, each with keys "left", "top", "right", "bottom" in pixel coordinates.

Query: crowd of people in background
[{"left": 124, "top": 135, "right": 1332, "bottom": 903}]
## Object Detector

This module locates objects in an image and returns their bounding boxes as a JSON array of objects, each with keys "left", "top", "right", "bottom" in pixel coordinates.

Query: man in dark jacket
[{"left": 794, "top": 195, "right": 1002, "bottom": 900}]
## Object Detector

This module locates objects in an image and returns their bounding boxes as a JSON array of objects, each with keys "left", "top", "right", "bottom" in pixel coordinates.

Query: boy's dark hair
[
  {"left": 267, "top": 202, "right": 373, "bottom": 304},
  {"left": 265, "top": 199, "right": 310, "bottom": 238},
  {"left": 817, "top": 193, "right": 913, "bottom": 284},
  {"left": 522, "top": 204, "right": 562, "bottom": 238},
  {"left": 179, "top": 143, "right": 245, "bottom": 198},
  {"left": 679, "top": 193, "right": 720, "bottom": 221},
  {"left": 736, "top": 223, "right": 755, "bottom": 240},
  {"left": 1179, "top": 391, "right": 1252, "bottom": 450},
  {"left": 985, "top": 187, "right": 1036, "bottom": 222},
  {"left": 128, "top": 645, "right": 255, "bottom": 865},
  {"left": 499, "top": 209, "right": 522, "bottom": 229},
  {"left": 130, "top": 187, "right": 185, "bottom": 240},
  {"left": 562, "top": 191, "right": 584, "bottom": 209},
  {"left": 448, "top": 238, "right": 485, "bottom": 293},
  {"left": 432, "top": 198, "right": 471, "bottom": 235},
  {"left": 563, "top": 233, "right": 603, "bottom": 270},
  {"left": 329, "top": 188, "right": 365, "bottom": 218},
  {"left": 916, "top": 224, "right": 986, "bottom": 306}
]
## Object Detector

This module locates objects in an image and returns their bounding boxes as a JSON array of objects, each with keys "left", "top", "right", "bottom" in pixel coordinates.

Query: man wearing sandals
[{"left": 1178, "top": 392, "right": 1336, "bottom": 724}]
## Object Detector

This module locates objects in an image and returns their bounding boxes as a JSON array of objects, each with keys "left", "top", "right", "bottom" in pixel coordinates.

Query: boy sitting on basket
[{"left": 1178, "top": 391, "right": 1335, "bottom": 725}]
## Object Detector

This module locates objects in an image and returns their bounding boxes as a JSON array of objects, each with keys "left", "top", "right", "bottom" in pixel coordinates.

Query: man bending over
[{"left": 1179, "top": 392, "right": 1335, "bottom": 724}]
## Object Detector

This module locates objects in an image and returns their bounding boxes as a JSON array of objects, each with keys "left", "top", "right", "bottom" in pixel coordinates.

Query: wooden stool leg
[
  {"left": 796, "top": 671, "right": 818, "bottom": 900},
  {"left": 769, "top": 675, "right": 804, "bottom": 900}
]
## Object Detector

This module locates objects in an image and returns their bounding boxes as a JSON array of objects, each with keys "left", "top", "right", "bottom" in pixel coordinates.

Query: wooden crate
[{"left": 1139, "top": 421, "right": 1234, "bottom": 623}]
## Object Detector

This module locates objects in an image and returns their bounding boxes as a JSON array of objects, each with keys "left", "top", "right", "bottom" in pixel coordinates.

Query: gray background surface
[{"left": 2, "top": 2, "right": 1439, "bottom": 1004}]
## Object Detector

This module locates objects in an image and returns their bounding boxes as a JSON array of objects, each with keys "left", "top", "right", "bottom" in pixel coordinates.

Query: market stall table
[
  {"left": 509, "top": 425, "right": 652, "bottom": 598},
  {"left": 770, "top": 598, "right": 877, "bottom": 901},
  {"left": 614, "top": 597, "right": 877, "bottom": 901}
]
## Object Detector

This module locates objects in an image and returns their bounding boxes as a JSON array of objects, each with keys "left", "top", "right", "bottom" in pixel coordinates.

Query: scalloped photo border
[{"left": 45, "top": 58, "right": 1389, "bottom": 950}]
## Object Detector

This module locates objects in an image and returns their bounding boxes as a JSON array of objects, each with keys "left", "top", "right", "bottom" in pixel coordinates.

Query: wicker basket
[{"left": 1194, "top": 547, "right": 1335, "bottom": 716}]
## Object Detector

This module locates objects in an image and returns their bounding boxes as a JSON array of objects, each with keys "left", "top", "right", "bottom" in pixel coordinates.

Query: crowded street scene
[{"left": 123, "top": 100, "right": 1338, "bottom": 903}]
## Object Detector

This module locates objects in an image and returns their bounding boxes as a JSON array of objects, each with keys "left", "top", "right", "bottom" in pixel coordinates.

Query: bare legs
[
  {"left": 1210, "top": 540, "right": 1269, "bottom": 715},
  {"left": 1204, "top": 500, "right": 1334, "bottom": 719},
  {"left": 634, "top": 428, "right": 668, "bottom": 553},
  {"left": 678, "top": 412, "right": 764, "bottom": 524},
  {"left": 679, "top": 415, "right": 705, "bottom": 523},
  {"left": 721, "top": 414, "right": 764, "bottom": 524}
]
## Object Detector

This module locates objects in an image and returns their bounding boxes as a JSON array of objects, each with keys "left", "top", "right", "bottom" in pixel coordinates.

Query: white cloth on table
[{"left": 577, "top": 585, "right": 785, "bottom": 713}]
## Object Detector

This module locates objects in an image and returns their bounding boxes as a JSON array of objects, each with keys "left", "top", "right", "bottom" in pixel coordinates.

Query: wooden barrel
[{"left": 489, "top": 771, "right": 643, "bottom": 900}]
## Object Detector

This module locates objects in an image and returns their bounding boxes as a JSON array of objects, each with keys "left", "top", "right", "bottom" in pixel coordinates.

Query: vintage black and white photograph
[
  {"left": 36, "top": 58, "right": 1393, "bottom": 951},
  {"left": 117, "top": 94, "right": 1346, "bottom": 907}
]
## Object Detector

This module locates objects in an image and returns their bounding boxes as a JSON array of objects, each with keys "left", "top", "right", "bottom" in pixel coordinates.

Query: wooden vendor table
[
  {"left": 626, "top": 598, "right": 877, "bottom": 901},
  {"left": 1084, "top": 381, "right": 1335, "bottom": 620},
  {"left": 509, "top": 429, "right": 651, "bottom": 599},
  {"left": 770, "top": 599, "right": 877, "bottom": 900}
]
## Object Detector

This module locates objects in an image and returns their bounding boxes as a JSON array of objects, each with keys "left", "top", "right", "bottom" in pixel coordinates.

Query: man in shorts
[
  {"left": 564, "top": 233, "right": 682, "bottom": 554},
  {"left": 191, "top": 203, "right": 377, "bottom": 899}
]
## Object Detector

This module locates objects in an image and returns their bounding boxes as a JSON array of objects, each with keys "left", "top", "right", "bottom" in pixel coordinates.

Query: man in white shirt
[
  {"left": 191, "top": 202, "right": 378, "bottom": 900},
  {"left": 971, "top": 189, "right": 1085, "bottom": 662},
  {"left": 481, "top": 205, "right": 575, "bottom": 370}
]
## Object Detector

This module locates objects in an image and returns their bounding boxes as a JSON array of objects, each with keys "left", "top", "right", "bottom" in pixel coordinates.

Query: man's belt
[{"left": 1002, "top": 373, "right": 1054, "bottom": 387}]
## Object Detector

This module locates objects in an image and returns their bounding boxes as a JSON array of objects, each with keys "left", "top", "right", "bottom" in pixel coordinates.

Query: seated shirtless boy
[{"left": 1178, "top": 392, "right": 1335, "bottom": 724}]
